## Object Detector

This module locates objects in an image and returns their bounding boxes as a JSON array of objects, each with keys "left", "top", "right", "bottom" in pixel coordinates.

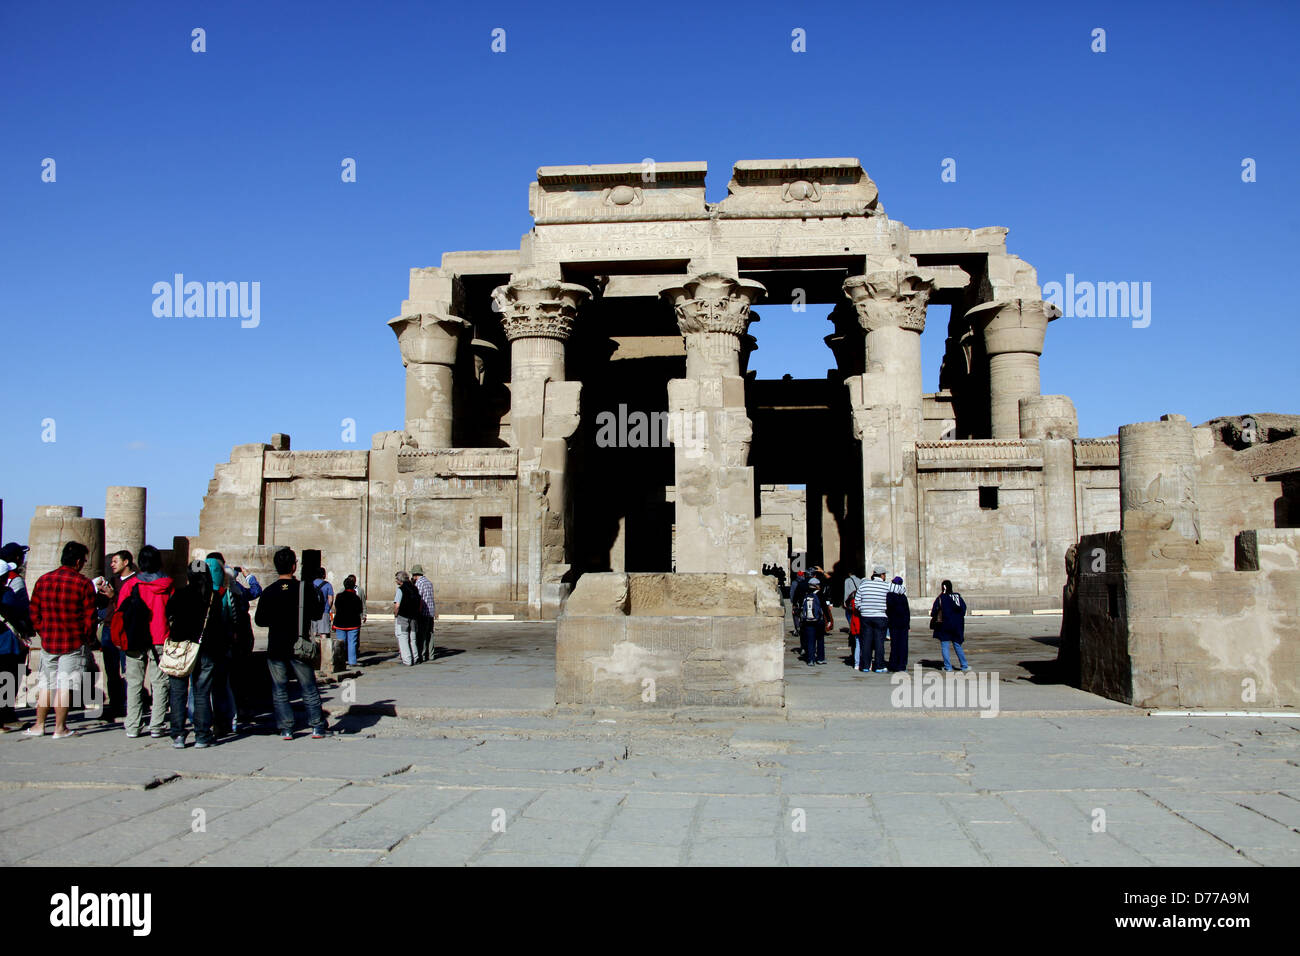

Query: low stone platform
[{"left": 555, "top": 573, "right": 785, "bottom": 709}]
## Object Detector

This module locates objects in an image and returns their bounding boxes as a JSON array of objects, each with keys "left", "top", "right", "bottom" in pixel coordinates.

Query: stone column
[
  {"left": 661, "top": 272, "right": 765, "bottom": 574},
  {"left": 1119, "top": 414, "right": 1200, "bottom": 540},
  {"left": 842, "top": 269, "right": 932, "bottom": 440},
  {"left": 491, "top": 272, "right": 591, "bottom": 617},
  {"left": 388, "top": 312, "right": 471, "bottom": 449},
  {"left": 970, "top": 298, "right": 1061, "bottom": 439},
  {"left": 105, "top": 486, "right": 146, "bottom": 560},
  {"left": 1020, "top": 396, "right": 1079, "bottom": 594},
  {"left": 842, "top": 269, "right": 932, "bottom": 585},
  {"left": 28, "top": 506, "right": 104, "bottom": 584}
]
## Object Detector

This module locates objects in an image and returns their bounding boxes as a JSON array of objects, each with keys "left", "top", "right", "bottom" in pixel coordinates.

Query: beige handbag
[{"left": 159, "top": 591, "right": 211, "bottom": 678}]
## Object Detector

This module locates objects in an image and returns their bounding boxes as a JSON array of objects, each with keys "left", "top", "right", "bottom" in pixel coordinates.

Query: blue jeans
[
  {"left": 800, "top": 622, "right": 824, "bottom": 664},
  {"left": 860, "top": 618, "right": 887, "bottom": 671},
  {"left": 336, "top": 628, "right": 359, "bottom": 665},
  {"left": 169, "top": 647, "right": 225, "bottom": 745},
  {"left": 940, "top": 640, "right": 968, "bottom": 670},
  {"left": 266, "top": 657, "right": 324, "bottom": 733}
]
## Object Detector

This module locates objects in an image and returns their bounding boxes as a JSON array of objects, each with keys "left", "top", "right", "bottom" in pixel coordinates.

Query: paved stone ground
[{"left": 1, "top": 615, "right": 1296, "bottom": 866}]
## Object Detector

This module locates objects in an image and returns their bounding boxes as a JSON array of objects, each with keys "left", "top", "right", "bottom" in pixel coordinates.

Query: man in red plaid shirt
[{"left": 25, "top": 541, "right": 96, "bottom": 738}]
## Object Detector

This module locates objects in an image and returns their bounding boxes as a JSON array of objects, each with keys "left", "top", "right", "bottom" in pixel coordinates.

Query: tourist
[
  {"left": 930, "top": 580, "right": 969, "bottom": 671},
  {"left": 207, "top": 553, "right": 260, "bottom": 734},
  {"left": 853, "top": 565, "right": 890, "bottom": 673},
  {"left": 392, "top": 571, "right": 421, "bottom": 666},
  {"left": 254, "top": 547, "right": 328, "bottom": 740},
  {"left": 411, "top": 564, "right": 436, "bottom": 663},
  {"left": 94, "top": 550, "right": 135, "bottom": 722},
  {"left": 118, "top": 545, "right": 175, "bottom": 738},
  {"left": 798, "top": 577, "right": 830, "bottom": 666},
  {"left": 333, "top": 575, "right": 364, "bottom": 667},
  {"left": 790, "top": 569, "right": 809, "bottom": 636},
  {"left": 312, "top": 567, "right": 334, "bottom": 641},
  {"left": 24, "top": 541, "right": 97, "bottom": 738},
  {"left": 164, "top": 558, "right": 234, "bottom": 749},
  {"left": 842, "top": 568, "right": 863, "bottom": 662},
  {"left": 886, "top": 575, "right": 910, "bottom": 672},
  {"left": 0, "top": 544, "right": 34, "bottom": 730}
]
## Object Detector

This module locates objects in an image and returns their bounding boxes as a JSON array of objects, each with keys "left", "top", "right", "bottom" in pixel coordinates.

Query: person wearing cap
[
  {"left": 853, "top": 565, "right": 891, "bottom": 673},
  {"left": 392, "top": 571, "right": 421, "bottom": 666},
  {"left": 886, "top": 575, "right": 911, "bottom": 672},
  {"left": 163, "top": 558, "right": 235, "bottom": 748},
  {"left": 790, "top": 569, "right": 809, "bottom": 637},
  {"left": 0, "top": 543, "right": 34, "bottom": 730},
  {"left": 410, "top": 564, "right": 436, "bottom": 663},
  {"left": 797, "top": 576, "right": 831, "bottom": 666}
]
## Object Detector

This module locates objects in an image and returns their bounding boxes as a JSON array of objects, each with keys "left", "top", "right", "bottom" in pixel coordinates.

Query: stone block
[{"left": 564, "top": 572, "right": 629, "bottom": 616}]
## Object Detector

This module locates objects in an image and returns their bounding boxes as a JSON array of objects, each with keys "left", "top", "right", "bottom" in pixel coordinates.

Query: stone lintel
[{"left": 717, "top": 158, "right": 880, "bottom": 218}]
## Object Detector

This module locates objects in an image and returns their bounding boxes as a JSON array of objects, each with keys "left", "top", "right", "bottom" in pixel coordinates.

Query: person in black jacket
[
  {"left": 332, "top": 575, "right": 364, "bottom": 667},
  {"left": 164, "top": 559, "right": 234, "bottom": 749},
  {"left": 253, "top": 547, "right": 327, "bottom": 740},
  {"left": 885, "top": 576, "right": 910, "bottom": 672}
]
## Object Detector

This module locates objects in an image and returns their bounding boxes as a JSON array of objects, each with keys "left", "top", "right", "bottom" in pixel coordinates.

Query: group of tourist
[
  {"left": 0, "top": 540, "right": 375, "bottom": 745},
  {"left": 788, "top": 565, "right": 969, "bottom": 673},
  {"left": 391, "top": 566, "right": 436, "bottom": 666}
]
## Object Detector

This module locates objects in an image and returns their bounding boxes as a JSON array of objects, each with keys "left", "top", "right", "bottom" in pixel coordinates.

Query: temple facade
[{"left": 196, "top": 158, "right": 1122, "bottom": 619}]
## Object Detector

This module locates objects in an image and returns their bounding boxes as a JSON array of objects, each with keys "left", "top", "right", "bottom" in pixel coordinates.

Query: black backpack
[
  {"left": 118, "top": 586, "right": 153, "bottom": 653},
  {"left": 397, "top": 581, "right": 422, "bottom": 619}
]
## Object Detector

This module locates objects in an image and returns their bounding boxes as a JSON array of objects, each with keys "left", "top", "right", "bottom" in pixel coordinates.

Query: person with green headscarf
[{"left": 163, "top": 556, "right": 235, "bottom": 749}]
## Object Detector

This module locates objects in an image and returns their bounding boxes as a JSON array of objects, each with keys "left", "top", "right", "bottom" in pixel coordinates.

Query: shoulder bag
[
  {"left": 293, "top": 580, "right": 321, "bottom": 668},
  {"left": 159, "top": 591, "right": 210, "bottom": 679}
]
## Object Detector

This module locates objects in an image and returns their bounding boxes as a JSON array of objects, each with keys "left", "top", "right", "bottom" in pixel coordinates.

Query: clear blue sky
[{"left": 2, "top": 0, "right": 1296, "bottom": 545}]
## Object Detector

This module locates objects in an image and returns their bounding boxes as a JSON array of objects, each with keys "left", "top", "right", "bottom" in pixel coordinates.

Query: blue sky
[{"left": 1, "top": 0, "right": 1296, "bottom": 544}]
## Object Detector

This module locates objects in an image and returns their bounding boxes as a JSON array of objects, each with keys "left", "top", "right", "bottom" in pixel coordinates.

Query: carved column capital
[
  {"left": 969, "top": 297, "right": 1062, "bottom": 357},
  {"left": 843, "top": 270, "right": 933, "bottom": 334},
  {"left": 492, "top": 274, "right": 591, "bottom": 343},
  {"left": 661, "top": 272, "right": 765, "bottom": 336},
  {"left": 387, "top": 312, "right": 471, "bottom": 367}
]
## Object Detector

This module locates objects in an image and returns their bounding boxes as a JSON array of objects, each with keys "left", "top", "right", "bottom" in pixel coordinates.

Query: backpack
[
  {"left": 397, "top": 581, "right": 422, "bottom": 619},
  {"left": 800, "top": 593, "right": 820, "bottom": 623},
  {"left": 118, "top": 585, "right": 154, "bottom": 653}
]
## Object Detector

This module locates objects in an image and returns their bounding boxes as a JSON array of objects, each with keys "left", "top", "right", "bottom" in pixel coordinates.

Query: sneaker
[
  {"left": 149, "top": 730, "right": 165, "bottom": 738},
  {"left": 280, "top": 730, "right": 293, "bottom": 741},
  {"left": 961, "top": 666, "right": 971, "bottom": 672},
  {"left": 125, "top": 731, "right": 141, "bottom": 738},
  {"left": 874, "top": 668, "right": 888, "bottom": 673},
  {"left": 816, "top": 659, "right": 827, "bottom": 665},
  {"left": 311, "top": 726, "right": 328, "bottom": 739},
  {"left": 172, "top": 738, "right": 185, "bottom": 749},
  {"left": 194, "top": 741, "right": 211, "bottom": 750}
]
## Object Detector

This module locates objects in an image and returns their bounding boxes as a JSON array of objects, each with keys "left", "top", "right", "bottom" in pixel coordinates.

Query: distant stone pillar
[
  {"left": 388, "top": 312, "right": 471, "bottom": 449},
  {"left": 105, "top": 486, "right": 146, "bottom": 560},
  {"left": 842, "top": 269, "right": 932, "bottom": 438},
  {"left": 971, "top": 298, "right": 1061, "bottom": 439},
  {"left": 841, "top": 269, "right": 932, "bottom": 585},
  {"left": 28, "top": 506, "right": 104, "bottom": 584},
  {"left": 661, "top": 272, "right": 765, "bottom": 574},
  {"left": 1020, "top": 396, "right": 1079, "bottom": 594},
  {"left": 1119, "top": 414, "right": 1200, "bottom": 540}
]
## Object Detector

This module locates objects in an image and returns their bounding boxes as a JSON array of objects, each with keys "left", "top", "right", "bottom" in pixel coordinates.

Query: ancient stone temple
[
  {"left": 197, "top": 158, "right": 1123, "bottom": 624},
  {"left": 192, "top": 157, "right": 1142, "bottom": 703}
]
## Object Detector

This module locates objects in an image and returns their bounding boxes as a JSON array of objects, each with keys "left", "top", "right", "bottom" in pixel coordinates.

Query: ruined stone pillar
[
  {"left": 970, "top": 298, "right": 1061, "bottom": 439},
  {"left": 842, "top": 269, "right": 932, "bottom": 585},
  {"left": 105, "top": 486, "right": 146, "bottom": 560},
  {"left": 1020, "top": 396, "right": 1079, "bottom": 594},
  {"left": 1119, "top": 414, "right": 1200, "bottom": 540},
  {"left": 388, "top": 312, "right": 471, "bottom": 449},
  {"left": 28, "top": 506, "right": 104, "bottom": 584},
  {"left": 661, "top": 272, "right": 765, "bottom": 574}
]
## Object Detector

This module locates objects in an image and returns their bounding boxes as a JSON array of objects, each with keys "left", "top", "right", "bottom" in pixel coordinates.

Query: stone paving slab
[{"left": 0, "top": 618, "right": 1296, "bottom": 867}]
